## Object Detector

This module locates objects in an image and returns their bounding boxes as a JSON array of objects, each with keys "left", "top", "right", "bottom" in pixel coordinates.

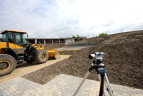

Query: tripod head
[
  {"left": 88, "top": 52, "right": 105, "bottom": 74},
  {"left": 89, "top": 52, "right": 104, "bottom": 64}
]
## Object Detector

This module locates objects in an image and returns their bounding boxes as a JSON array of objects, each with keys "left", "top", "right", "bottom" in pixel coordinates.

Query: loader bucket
[{"left": 46, "top": 49, "right": 60, "bottom": 59}]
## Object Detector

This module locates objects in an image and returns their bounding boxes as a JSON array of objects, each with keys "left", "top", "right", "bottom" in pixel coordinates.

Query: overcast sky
[{"left": 0, "top": 0, "right": 143, "bottom": 38}]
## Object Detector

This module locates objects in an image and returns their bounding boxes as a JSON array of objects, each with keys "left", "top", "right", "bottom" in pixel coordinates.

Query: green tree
[
  {"left": 77, "top": 35, "right": 80, "bottom": 38},
  {"left": 72, "top": 35, "right": 75, "bottom": 38},
  {"left": 98, "top": 33, "right": 108, "bottom": 37}
]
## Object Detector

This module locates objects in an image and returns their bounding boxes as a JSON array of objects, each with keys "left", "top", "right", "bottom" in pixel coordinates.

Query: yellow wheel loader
[{"left": 0, "top": 30, "right": 60, "bottom": 76}]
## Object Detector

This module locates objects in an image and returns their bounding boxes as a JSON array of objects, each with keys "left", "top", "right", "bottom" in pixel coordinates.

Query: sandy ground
[{"left": 0, "top": 55, "right": 70, "bottom": 84}]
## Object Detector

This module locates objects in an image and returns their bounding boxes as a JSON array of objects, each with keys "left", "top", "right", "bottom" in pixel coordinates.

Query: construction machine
[{"left": 0, "top": 30, "right": 60, "bottom": 76}]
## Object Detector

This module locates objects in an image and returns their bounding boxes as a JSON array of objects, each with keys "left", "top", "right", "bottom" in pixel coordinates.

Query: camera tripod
[{"left": 73, "top": 61, "right": 114, "bottom": 96}]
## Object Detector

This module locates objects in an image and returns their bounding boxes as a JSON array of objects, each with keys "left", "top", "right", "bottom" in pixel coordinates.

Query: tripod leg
[
  {"left": 104, "top": 73, "right": 114, "bottom": 96},
  {"left": 98, "top": 74, "right": 106, "bottom": 96},
  {"left": 72, "top": 71, "right": 90, "bottom": 96}
]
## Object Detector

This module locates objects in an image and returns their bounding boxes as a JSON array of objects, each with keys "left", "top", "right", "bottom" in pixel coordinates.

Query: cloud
[
  {"left": 102, "top": 21, "right": 114, "bottom": 27},
  {"left": 0, "top": 0, "right": 143, "bottom": 38}
]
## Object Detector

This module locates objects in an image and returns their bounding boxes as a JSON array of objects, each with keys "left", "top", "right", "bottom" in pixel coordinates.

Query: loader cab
[{"left": 1, "top": 30, "right": 27, "bottom": 47}]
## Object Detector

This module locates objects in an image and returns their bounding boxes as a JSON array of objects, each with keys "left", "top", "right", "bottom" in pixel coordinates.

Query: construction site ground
[
  {"left": 0, "top": 30, "right": 143, "bottom": 96},
  {"left": 24, "top": 31, "right": 143, "bottom": 89},
  {"left": 0, "top": 55, "right": 70, "bottom": 84}
]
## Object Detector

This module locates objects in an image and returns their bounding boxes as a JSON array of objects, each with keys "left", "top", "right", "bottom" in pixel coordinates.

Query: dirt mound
[{"left": 24, "top": 30, "right": 143, "bottom": 89}]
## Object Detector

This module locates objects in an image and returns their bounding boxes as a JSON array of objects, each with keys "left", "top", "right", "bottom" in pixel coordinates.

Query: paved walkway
[{"left": 0, "top": 74, "right": 143, "bottom": 96}]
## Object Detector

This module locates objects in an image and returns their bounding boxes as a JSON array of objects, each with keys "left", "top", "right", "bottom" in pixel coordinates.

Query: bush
[{"left": 98, "top": 33, "right": 108, "bottom": 37}]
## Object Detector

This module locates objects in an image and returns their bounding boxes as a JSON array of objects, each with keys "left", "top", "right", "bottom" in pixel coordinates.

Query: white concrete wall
[{"left": 65, "top": 39, "right": 75, "bottom": 44}]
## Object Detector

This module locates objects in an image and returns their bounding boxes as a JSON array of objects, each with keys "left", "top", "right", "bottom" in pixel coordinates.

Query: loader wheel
[
  {"left": 0, "top": 54, "right": 17, "bottom": 76},
  {"left": 35, "top": 50, "right": 49, "bottom": 64}
]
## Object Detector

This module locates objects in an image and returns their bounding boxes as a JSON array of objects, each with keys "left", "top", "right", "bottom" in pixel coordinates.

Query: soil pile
[{"left": 24, "top": 30, "right": 143, "bottom": 89}]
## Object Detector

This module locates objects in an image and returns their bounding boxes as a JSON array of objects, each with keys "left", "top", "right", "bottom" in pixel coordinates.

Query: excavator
[{"left": 0, "top": 30, "right": 60, "bottom": 76}]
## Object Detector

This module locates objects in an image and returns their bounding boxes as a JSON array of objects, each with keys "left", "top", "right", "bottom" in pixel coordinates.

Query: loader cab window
[
  {"left": 8, "top": 33, "right": 14, "bottom": 42},
  {"left": 2, "top": 32, "right": 14, "bottom": 42},
  {"left": 15, "top": 33, "right": 22, "bottom": 43},
  {"left": 2, "top": 34, "right": 7, "bottom": 42},
  {"left": 22, "top": 34, "right": 27, "bottom": 45}
]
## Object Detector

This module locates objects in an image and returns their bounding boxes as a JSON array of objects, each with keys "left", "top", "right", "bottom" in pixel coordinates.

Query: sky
[{"left": 0, "top": 0, "right": 143, "bottom": 38}]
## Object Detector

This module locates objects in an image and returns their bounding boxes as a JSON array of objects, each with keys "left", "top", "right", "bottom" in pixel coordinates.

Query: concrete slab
[{"left": 0, "top": 74, "right": 143, "bottom": 96}]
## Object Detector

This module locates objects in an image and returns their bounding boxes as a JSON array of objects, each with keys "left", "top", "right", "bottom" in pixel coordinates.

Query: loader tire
[
  {"left": 35, "top": 49, "right": 48, "bottom": 64},
  {"left": 0, "top": 54, "right": 17, "bottom": 76}
]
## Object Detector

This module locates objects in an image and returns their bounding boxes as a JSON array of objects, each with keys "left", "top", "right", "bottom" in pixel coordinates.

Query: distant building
[
  {"left": 26, "top": 38, "right": 82, "bottom": 44},
  {"left": 0, "top": 37, "right": 82, "bottom": 44}
]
